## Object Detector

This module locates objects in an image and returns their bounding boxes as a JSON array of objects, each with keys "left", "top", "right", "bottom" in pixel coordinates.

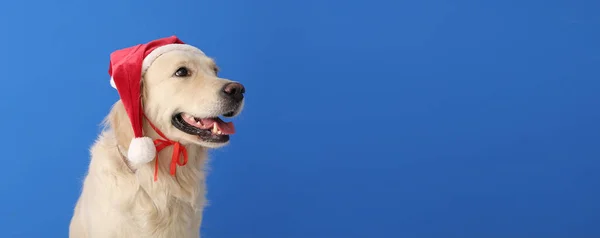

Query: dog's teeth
[
  {"left": 212, "top": 124, "right": 218, "bottom": 134},
  {"left": 196, "top": 121, "right": 202, "bottom": 125}
]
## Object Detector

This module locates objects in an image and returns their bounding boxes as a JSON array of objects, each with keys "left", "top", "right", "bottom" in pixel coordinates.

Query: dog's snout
[{"left": 221, "top": 82, "right": 245, "bottom": 102}]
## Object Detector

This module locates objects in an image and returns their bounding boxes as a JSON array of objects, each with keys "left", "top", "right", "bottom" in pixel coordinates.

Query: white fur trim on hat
[
  {"left": 142, "top": 44, "right": 205, "bottom": 74},
  {"left": 109, "top": 44, "right": 205, "bottom": 90},
  {"left": 127, "top": 137, "right": 156, "bottom": 165},
  {"left": 110, "top": 77, "right": 116, "bottom": 89}
]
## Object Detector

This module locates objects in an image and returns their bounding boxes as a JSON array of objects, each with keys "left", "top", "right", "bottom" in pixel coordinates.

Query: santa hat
[{"left": 108, "top": 35, "right": 205, "bottom": 165}]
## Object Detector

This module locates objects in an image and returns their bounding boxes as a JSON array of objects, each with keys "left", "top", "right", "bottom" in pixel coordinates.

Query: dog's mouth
[{"left": 172, "top": 112, "right": 235, "bottom": 143}]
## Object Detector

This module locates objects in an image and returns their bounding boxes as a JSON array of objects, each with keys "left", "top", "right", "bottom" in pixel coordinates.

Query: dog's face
[{"left": 141, "top": 49, "right": 245, "bottom": 148}]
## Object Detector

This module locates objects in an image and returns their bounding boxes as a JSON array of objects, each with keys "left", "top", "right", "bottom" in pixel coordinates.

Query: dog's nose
[{"left": 221, "top": 82, "right": 245, "bottom": 102}]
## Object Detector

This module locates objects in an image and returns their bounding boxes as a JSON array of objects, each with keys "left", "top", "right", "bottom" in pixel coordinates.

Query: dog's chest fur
[
  {"left": 128, "top": 157, "right": 207, "bottom": 238},
  {"left": 73, "top": 130, "right": 208, "bottom": 238},
  {"left": 129, "top": 190, "right": 204, "bottom": 238}
]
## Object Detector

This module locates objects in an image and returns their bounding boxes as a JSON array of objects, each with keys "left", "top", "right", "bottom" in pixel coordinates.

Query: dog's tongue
[{"left": 200, "top": 118, "right": 235, "bottom": 135}]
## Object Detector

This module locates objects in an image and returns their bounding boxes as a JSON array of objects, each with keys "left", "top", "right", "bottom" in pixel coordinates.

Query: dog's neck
[
  {"left": 116, "top": 144, "right": 135, "bottom": 173},
  {"left": 114, "top": 126, "right": 207, "bottom": 177}
]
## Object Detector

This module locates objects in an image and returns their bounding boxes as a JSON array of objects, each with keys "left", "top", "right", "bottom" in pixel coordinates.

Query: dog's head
[{"left": 137, "top": 46, "right": 245, "bottom": 148}]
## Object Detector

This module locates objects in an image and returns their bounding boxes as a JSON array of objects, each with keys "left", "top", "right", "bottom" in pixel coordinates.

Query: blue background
[{"left": 0, "top": 0, "right": 599, "bottom": 237}]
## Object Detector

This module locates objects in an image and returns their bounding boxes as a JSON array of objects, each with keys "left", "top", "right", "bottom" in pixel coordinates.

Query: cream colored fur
[{"left": 69, "top": 48, "right": 243, "bottom": 238}]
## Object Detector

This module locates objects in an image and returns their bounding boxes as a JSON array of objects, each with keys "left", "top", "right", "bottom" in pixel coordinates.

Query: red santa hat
[{"left": 108, "top": 35, "right": 205, "bottom": 165}]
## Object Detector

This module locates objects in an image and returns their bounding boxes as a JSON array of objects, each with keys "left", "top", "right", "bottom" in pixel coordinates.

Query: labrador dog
[{"left": 69, "top": 37, "right": 245, "bottom": 238}]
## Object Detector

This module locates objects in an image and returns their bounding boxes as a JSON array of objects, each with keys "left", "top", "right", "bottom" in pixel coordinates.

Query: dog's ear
[{"left": 105, "top": 100, "right": 134, "bottom": 149}]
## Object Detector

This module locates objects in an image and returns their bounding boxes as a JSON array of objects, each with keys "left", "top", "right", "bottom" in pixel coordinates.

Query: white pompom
[{"left": 127, "top": 137, "right": 156, "bottom": 165}]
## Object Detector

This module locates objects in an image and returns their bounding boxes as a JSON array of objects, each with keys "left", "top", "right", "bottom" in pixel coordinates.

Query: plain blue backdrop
[{"left": 0, "top": 0, "right": 599, "bottom": 237}]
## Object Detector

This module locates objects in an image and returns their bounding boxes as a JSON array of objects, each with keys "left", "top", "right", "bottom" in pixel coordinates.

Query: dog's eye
[{"left": 174, "top": 67, "right": 191, "bottom": 77}]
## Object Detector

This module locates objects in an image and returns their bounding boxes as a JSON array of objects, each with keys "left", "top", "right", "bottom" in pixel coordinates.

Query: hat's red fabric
[
  {"left": 108, "top": 36, "right": 184, "bottom": 139},
  {"left": 108, "top": 36, "right": 192, "bottom": 181}
]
